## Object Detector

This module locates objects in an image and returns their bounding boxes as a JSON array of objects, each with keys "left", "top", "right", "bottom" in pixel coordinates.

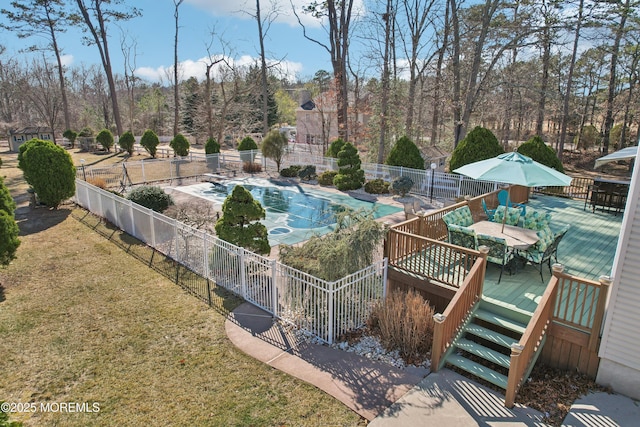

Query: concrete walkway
[{"left": 226, "top": 302, "right": 640, "bottom": 426}]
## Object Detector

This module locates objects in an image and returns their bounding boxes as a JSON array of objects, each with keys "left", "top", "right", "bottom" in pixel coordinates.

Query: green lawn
[{"left": 0, "top": 150, "right": 364, "bottom": 426}]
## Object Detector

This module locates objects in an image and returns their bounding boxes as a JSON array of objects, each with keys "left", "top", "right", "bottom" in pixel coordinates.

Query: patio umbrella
[
  {"left": 594, "top": 146, "right": 637, "bottom": 169},
  {"left": 453, "top": 152, "right": 573, "bottom": 231}
]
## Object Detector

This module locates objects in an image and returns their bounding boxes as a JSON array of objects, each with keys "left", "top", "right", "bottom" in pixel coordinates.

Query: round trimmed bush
[
  {"left": 127, "top": 186, "right": 174, "bottom": 212},
  {"left": 326, "top": 138, "right": 346, "bottom": 158},
  {"left": 17, "top": 139, "right": 76, "bottom": 208},
  {"left": 364, "top": 179, "right": 390, "bottom": 194},
  {"left": 449, "top": 126, "right": 504, "bottom": 171},
  {"left": 391, "top": 176, "right": 414, "bottom": 197},
  {"left": 96, "top": 128, "right": 115, "bottom": 152},
  {"left": 386, "top": 136, "right": 425, "bottom": 170},
  {"left": 318, "top": 170, "right": 337, "bottom": 186},
  {"left": 170, "top": 133, "right": 190, "bottom": 157},
  {"left": 118, "top": 131, "right": 135, "bottom": 155},
  {"left": 140, "top": 129, "right": 160, "bottom": 158},
  {"left": 205, "top": 137, "right": 220, "bottom": 154},
  {"left": 517, "top": 136, "right": 564, "bottom": 172},
  {"left": 237, "top": 136, "right": 258, "bottom": 151},
  {"left": 280, "top": 165, "right": 302, "bottom": 178}
]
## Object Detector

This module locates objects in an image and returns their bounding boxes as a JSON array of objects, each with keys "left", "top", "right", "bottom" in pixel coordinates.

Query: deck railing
[
  {"left": 552, "top": 270, "right": 610, "bottom": 351},
  {"left": 386, "top": 228, "right": 482, "bottom": 289},
  {"left": 431, "top": 251, "right": 488, "bottom": 371},
  {"left": 505, "top": 268, "right": 560, "bottom": 407}
]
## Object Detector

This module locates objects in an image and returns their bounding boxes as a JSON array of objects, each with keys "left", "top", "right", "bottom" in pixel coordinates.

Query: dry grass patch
[{"left": 0, "top": 196, "right": 363, "bottom": 426}]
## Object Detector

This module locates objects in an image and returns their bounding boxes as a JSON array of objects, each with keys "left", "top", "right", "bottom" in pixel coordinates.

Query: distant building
[{"left": 8, "top": 126, "right": 54, "bottom": 152}]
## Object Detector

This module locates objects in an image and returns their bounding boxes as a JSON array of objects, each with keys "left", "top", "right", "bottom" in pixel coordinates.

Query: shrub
[
  {"left": 574, "top": 125, "right": 599, "bottom": 150},
  {"left": 96, "top": 128, "right": 114, "bottom": 152},
  {"left": 261, "top": 130, "right": 288, "bottom": 171},
  {"left": 517, "top": 135, "right": 564, "bottom": 172},
  {"left": 326, "top": 138, "right": 346, "bottom": 158},
  {"left": 0, "top": 176, "right": 19, "bottom": 267},
  {"left": 63, "top": 129, "right": 78, "bottom": 148},
  {"left": 280, "top": 165, "right": 302, "bottom": 178},
  {"left": 78, "top": 127, "right": 94, "bottom": 137},
  {"left": 318, "top": 170, "right": 338, "bottom": 186},
  {"left": 333, "top": 142, "right": 365, "bottom": 191},
  {"left": 386, "top": 136, "right": 425, "bottom": 169},
  {"left": 243, "top": 162, "right": 262, "bottom": 173},
  {"left": 17, "top": 139, "right": 76, "bottom": 208},
  {"left": 118, "top": 131, "right": 135, "bottom": 155},
  {"left": 215, "top": 185, "right": 270, "bottom": 255},
  {"left": 87, "top": 177, "right": 108, "bottom": 189},
  {"left": 610, "top": 124, "right": 632, "bottom": 149},
  {"left": 449, "top": 126, "right": 504, "bottom": 171},
  {"left": 127, "top": 185, "right": 174, "bottom": 212},
  {"left": 205, "top": 137, "right": 220, "bottom": 154},
  {"left": 298, "top": 165, "right": 317, "bottom": 181},
  {"left": 367, "top": 289, "right": 435, "bottom": 364},
  {"left": 140, "top": 129, "right": 160, "bottom": 158},
  {"left": 170, "top": 133, "right": 190, "bottom": 156},
  {"left": 279, "top": 209, "right": 385, "bottom": 281},
  {"left": 391, "top": 176, "right": 413, "bottom": 197},
  {"left": 364, "top": 179, "right": 390, "bottom": 194},
  {"left": 237, "top": 136, "right": 258, "bottom": 151}
]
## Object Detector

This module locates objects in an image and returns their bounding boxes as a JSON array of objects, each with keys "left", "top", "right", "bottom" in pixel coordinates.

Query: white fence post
[
  {"left": 328, "top": 281, "right": 335, "bottom": 344},
  {"left": 240, "top": 248, "right": 247, "bottom": 300},
  {"left": 271, "top": 259, "right": 278, "bottom": 318}
]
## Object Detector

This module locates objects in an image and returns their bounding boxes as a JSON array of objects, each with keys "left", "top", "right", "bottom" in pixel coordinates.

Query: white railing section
[
  {"left": 75, "top": 179, "right": 386, "bottom": 344},
  {"left": 80, "top": 151, "right": 504, "bottom": 201}
]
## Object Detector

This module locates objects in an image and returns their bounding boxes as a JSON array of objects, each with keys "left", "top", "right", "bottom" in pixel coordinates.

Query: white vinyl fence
[
  {"left": 81, "top": 150, "right": 503, "bottom": 201},
  {"left": 75, "top": 179, "right": 387, "bottom": 344}
]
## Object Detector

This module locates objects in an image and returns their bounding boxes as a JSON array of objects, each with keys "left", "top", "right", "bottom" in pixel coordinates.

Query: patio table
[{"left": 469, "top": 220, "right": 539, "bottom": 250}]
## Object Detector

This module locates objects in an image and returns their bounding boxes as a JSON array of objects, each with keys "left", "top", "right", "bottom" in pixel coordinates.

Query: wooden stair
[{"left": 443, "top": 300, "right": 543, "bottom": 390}]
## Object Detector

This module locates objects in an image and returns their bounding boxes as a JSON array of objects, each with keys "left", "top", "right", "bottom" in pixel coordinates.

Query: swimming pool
[{"left": 175, "top": 177, "right": 402, "bottom": 246}]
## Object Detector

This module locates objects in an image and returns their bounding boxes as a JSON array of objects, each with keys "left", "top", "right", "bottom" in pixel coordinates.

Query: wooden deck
[{"left": 482, "top": 194, "right": 622, "bottom": 315}]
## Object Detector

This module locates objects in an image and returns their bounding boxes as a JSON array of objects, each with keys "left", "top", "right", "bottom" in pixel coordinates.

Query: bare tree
[
  {"left": 23, "top": 56, "right": 61, "bottom": 143},
  {"left": 253, "top": 0, "right": 280, "bottom": 136},
  {"left": 295, "top": 0, "right": 355, "bottom": 141},
  {"left": 1, "top": 0, "right": 72, "bottom": 132},
  {"left": 203, "top": 30, "right": 226, "bottom": 140},
  {"left": 120, "top": 29, "right": 138, "bottom": 132},
  {"left": 173, "top": 0, "right": 184, "bottom": 137},
  {"left": 74, "top": 0, "right": 140, "bottom": 137}
]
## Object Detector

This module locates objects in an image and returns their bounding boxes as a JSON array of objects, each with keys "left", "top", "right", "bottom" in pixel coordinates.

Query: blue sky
[{"left": 0, "top": 0, "right": 366, "bottom": 84}]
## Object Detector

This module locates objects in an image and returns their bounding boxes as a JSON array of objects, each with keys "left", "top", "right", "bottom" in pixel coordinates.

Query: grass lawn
[{"left": 0, "top": 149, "right": 364, "bottom": 426}]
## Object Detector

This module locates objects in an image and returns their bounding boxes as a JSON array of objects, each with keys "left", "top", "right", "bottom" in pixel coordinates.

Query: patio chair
[
  {"left": 442, "top": 206, "right": 474, "bottom": 227},
  {"left": 481, "top": 198, "right": 496, "bottom": 221},
  {"left": 477, "top": 233, "right": 514, "bottom": 283},
  {"left": 493, "top": 205, "right": 522, "bottom": 226},
  {"left": 447, "top": 224, "right": 478, "bottom": 251},
  {"left": 550, "top": 225, "right": 571, "bottom": 265},
  {"left": 522, "top": 209, "right": 552, "bottom": 231},
  {"left": 520, "top": 225, "right": 564, "bottom": 282},
  {"left": 498, "top": 189, "right": 526, "bottom": 216}
]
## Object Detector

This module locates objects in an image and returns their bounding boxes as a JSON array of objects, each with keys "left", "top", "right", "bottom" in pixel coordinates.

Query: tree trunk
[
  {"left": 173, "top": 0, "right": 183, "bottom": 137},
  {"left": 602, "top": 0, "right": 631, "bottom": 155},
  {"left": 558, "top": 0, "right": 584, "bottom": 161},
  {"left": 431, "top": 1, "right": 450, "bottom": 146},
  {"left": 536, "top": 25, "right": 551, "bottom": 136},
  {"left": 378, "top": 0, "right": 393, "bottom": 164},
  {"left": 256, "top": 0, "right": 269, "bottom": 136}
]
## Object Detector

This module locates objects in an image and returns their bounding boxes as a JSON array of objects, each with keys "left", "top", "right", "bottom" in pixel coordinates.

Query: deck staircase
[{"left": 442, "top": 299, "right": 544, "bottom": 390}]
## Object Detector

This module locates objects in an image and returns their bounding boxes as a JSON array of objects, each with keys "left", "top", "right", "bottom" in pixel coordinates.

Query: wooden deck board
[{"left": 482, "top": 195, "right": 622, "bottom": 315}]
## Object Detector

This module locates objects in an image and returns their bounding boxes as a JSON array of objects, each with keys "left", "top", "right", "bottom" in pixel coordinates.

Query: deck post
[
  {"left": 505, "top": 343, "right": 523, "bottom": 408},
  {"left": 431, "top": 313, "right": 446, "bottom": 372},
  {"left": 590, "top": 275, "right": 612, "bottom": 351}
]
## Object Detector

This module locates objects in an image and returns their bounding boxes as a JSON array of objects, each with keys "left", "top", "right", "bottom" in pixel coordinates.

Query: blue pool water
[{"left": 176, "top": 178, "right": 402, "bottom": 246}]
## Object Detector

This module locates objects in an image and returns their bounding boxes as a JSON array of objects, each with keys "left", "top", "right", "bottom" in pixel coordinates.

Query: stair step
[
  {"left": 464, "top": 324, "right": 519, "bottom": 349},
  {"left": 446, "top": 354, "right": 508, "bottom": 389},
  {"left": 455, "top": 338, "right": 511, "bottom": 369},
  {"left": 474, "top": 308, "right": 527, "bottom": 334}
]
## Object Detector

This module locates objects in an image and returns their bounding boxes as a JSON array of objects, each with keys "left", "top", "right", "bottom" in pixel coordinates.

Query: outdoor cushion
[
  {"left": 527, "top": 225, "right": 554, "bottom": 261},
  {"left": 442, "top": 206, "right": 474, "bottom": 227},
  {"left": 523, "top": 209, "right": 552, "bottom": 231},
  {"left": 477, "top": 233, "right": 513, "bottom": 283},
  {"left": 493, "top": 206, "right": 521, "bottom": 226},
  {"left": 447, "top": 224, "right": 478, "bottom": 250}
]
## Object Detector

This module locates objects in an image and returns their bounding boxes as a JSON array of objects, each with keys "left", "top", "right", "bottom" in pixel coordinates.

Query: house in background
[{"left": 8, "top": 126, "right": 54, "bottom": 152}]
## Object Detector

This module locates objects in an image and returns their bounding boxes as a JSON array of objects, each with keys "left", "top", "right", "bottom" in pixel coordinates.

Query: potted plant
[{"left": 205, "top": 137, "right": 221, "bottom": 172}]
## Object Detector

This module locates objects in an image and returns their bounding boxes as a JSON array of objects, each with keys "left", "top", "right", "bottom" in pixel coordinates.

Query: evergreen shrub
[
  {"left": 449, "top": 126, "right": 504, "bottom": 171},
  {"left": 364, "top": 179, "right": 390, "bottom": 194},
  {"left": 127, "top": 186, "right": 174, "bottom": 212}
]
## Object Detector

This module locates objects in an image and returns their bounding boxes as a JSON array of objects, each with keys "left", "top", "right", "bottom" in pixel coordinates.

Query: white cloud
[
  {"left": 60, "top": 54, "right": 74, "bottom": 68},
  {"left": 135, "top": 54, "right": 303, "bottom": 83},
  {"left": 184, "top": 0, "right": 365, "bottom": 28}
]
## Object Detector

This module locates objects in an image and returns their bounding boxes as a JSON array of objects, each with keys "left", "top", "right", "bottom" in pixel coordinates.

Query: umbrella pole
[{"left": 501, "top": 187, "right": 510, "bottom": 233}]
